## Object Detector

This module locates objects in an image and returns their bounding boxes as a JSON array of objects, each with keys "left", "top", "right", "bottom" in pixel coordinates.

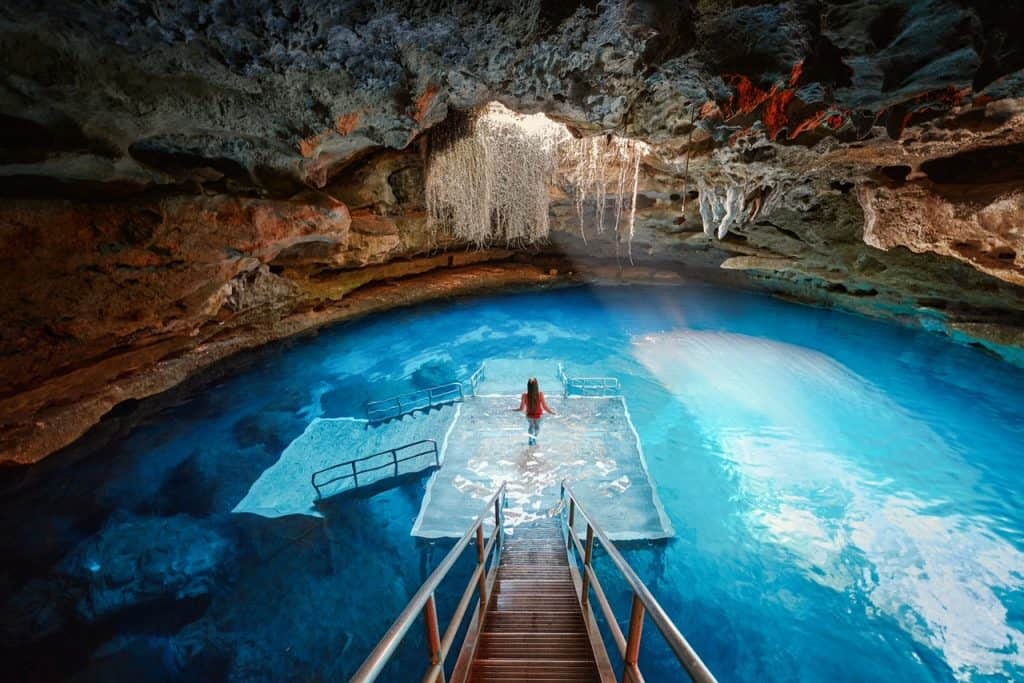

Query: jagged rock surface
[{"left": 2, "top": 0, "right": 1024, "bottom": 463}]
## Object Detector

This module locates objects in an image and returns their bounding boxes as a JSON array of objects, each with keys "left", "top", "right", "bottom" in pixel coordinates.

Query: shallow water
[{"left": 2, "top": 285, "right": 1023, "bottom": 682}]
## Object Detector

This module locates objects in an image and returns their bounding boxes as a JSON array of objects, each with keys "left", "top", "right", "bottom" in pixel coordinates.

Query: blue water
[{"left": 2, "top": 285, "right": 1024, "bottom": 682}]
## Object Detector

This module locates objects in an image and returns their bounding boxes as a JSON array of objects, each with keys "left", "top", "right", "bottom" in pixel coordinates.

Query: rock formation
[{"left": 2, "top": 0, "right": 1024, "bottom": 463}]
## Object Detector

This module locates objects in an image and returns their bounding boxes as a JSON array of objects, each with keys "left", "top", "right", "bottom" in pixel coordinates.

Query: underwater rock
[
  {"left": 0, "top": 577, "right": 75, "bottom": 646},
  {"left": 231, "top": 411, "right": 304, "bottom": 454},
  {"left": 319, "top": 376, "right": 378, "bottom": 418},
  {"left": 59, "top": 513, "right": 237, "bottom": 623},
  {"left": 411, "top": 357, "right": 458, "bottom": 389},
  {"left": 145, "top": 443, "right": 282, "bottom": 519},
  {"left": 69, "top": 632, "right": 232, "bottom": 682}
]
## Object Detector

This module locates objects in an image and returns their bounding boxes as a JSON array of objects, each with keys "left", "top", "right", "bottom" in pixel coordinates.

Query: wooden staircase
[
  {"left": 461, "top": 518, "right": 613, "bottom": 682},
  {"left": 350, "top": 483, "right": 715, "bottom": 683}
]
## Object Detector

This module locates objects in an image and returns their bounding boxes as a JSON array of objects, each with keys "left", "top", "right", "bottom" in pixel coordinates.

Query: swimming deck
[{"left": 413, "top": 361, "right": 672, "bottom": 540}]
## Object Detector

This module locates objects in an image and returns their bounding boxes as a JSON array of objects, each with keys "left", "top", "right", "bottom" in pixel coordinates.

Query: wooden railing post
[
  {"left": 623, "top": 592, "right": 645, "bottom": 682},
  {"left": 351, "top": 461, "right": 359, "bottom": 488},
  {"left": 491, "top": 491, "right": 499, "bottom": 561},
  {"left": 475, "top": 523, "right": 487, "bottom": 611},
  {"left": 581, "top": 524, "right": 594, "bottom": 606},
  {"left": 423, "top": 593, "right": 446, "bottom": 683},
  {"left": 393, "top": 450, "right": 399, "bottom": 477},
  {"left": 568, "top": 497, "right": 576, "bottom": 531}
]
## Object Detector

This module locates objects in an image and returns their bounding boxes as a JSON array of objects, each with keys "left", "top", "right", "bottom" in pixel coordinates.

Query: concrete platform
[
  {"left": 233, "top": 405, "right": 459, "bottom": 518},
  {"left": 412, "top": 393, "right": 673, "bottom": 540}
]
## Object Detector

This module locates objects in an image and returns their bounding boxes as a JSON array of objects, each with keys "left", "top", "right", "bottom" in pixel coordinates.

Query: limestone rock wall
[{"left": 2, "top": 1, "right": 1024, "bottom": 463}]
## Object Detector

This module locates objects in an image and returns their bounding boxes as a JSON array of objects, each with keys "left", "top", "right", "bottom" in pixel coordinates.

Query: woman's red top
[{"left": 523, "top": 392, "right": 545, "bottom": 419}]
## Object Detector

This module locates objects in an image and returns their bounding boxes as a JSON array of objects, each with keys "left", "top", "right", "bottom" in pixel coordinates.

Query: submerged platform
[
  {"left": 234, "top": 358, "right": 671, "bottom": 540},
  {"left": 412, "top": 364, "right": 672, "bottom": 539},
  {"left": 233, "top": 405, "right": 458, "bottom": 518}
]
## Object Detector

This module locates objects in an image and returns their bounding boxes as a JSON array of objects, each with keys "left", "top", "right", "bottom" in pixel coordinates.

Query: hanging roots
[
  {"left": 425, "top": 102, "right": 649, "bottom": 254},
  {"left": 425, "top": 103, "right": 566, "bottom": 248}
]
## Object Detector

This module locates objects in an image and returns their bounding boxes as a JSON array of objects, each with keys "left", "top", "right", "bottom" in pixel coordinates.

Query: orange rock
[
  {"left": 335, "top": 112, "right": 361, "bottom": 136},
  {"left": 350, "top": 208, "right": 399, "bottom": 236},
  {"left": 414, "top": 84, "right": 440, "bottom": 123},
  {"left": 298, "top": 132, "right": 324, "bottom": 158}
]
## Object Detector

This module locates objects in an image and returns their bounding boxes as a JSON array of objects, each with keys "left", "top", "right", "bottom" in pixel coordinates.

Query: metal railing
[
  {"left": 311, "top": 440, "right": 439, "bottom": 500},
  {"left": 364, "top": 363, "right": 485, "bottom": 423},
  {"left": 464, "top": 362, "right": 486, "bottom": 396},
  {"left": 365, "top": 383, "right": 465, "bottom": 422},
  {"left": 559, "top": 483, "right": 717, "bottom": 683},
  {"left": 350, "top": 483, "right": 507, "bottom": 683},
  {"left": 566, "top": 376, "right": 621, "bottom": 396},
  {"left": 558, "top": 363, "right": 622, "bottom": 397}
]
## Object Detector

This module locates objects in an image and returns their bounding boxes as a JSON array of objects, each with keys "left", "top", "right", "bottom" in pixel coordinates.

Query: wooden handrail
[
  {"left": 560, "top": 482, "right": 717, "bottom": 683},
  {"left": 350, "top": 483, "right": 507, "bottom": 682}
]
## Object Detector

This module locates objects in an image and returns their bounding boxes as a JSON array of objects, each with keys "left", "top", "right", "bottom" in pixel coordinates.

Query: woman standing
[{"left": 516, "top": 377, "right": 556, "bottom": 445}]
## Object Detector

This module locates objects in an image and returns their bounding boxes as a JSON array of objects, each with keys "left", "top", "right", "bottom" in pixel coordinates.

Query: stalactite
[
  {"left": 627, "top": 148, "right": 641, "bottom": 263},
  {"left": 562, "top": 134, "right": 649, "bottom": 252},
  {"left": 697, "top": 179, "right": 781, "bottom": 239}
]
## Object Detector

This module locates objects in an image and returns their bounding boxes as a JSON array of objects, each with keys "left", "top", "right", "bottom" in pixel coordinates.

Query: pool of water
[{"left": 2, "top": 285, "right": 1023, "bottom": 682}]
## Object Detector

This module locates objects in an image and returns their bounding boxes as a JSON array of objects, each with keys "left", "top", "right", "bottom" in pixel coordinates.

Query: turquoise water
[{"left": 2, "top": 285, "right": 1023, "bottom": 682}]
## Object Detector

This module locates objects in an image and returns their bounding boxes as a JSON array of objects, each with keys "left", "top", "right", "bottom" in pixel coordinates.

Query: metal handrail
[
  {"left": 464, "top": 362, "right": 486, "bottom": 396},
  {"left": 558, "top": 362, "right": 570, "bottom": 390},
  {"left": 560, "top": 482, "right": 717, "bottom": 683},
  {"left": 311, "top": 440, "right": 439, "bottom": 500},
  {"left": 557, "top": 363, "right": 621, "bottom": 397},
  {"left": 365, "top": 382, "right": 465, "bottom": 422},
  {"left": 567, "top": 376, "right": 621, "bottom": 395},
  {"left": 350, "top": 483, "right": 507, "bottom": 683}
]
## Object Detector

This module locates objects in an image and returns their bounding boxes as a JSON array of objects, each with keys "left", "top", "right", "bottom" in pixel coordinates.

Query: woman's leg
[{"left": 528, "top": 418, "right": 539, "bottom": 445}]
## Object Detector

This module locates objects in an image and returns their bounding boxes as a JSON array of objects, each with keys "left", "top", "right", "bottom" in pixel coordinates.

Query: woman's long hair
[{"left": 526, "top": 377, "right": 540, "bottom": 415}]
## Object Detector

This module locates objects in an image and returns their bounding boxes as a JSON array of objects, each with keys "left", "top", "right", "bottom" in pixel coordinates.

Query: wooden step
[
  {"left": 466, "top": 520, "right": 607, "bottom": 683},
  {"left": 476, "top": 633, "right": 594, "bottom": 659},
  {"left": 470, "top": 659, "right": 602, "bottom": 681},
  {"left": 482, "top": 610, "right": 586, "bottom": 632}
]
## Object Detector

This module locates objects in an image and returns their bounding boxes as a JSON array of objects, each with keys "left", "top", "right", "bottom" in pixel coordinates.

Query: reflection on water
[
  {"left": 1, "top": 286, "right": 1022, "bottom": 682},
  {"left": 634, "top": 331, "right": 1024, "bottom": 680}
]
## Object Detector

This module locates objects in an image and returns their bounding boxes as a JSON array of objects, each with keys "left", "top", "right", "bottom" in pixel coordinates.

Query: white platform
[
  {"left": 232, "top": 406, "right": 459, "bottom": 518},
  {"left": 412, "top": 393, "right": 673, "bottom": 540}
]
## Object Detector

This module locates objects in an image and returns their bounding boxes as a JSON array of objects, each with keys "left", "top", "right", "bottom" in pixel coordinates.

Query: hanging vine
[{"left": 425, "top": 102, "right": 649, "bottom": 254}]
